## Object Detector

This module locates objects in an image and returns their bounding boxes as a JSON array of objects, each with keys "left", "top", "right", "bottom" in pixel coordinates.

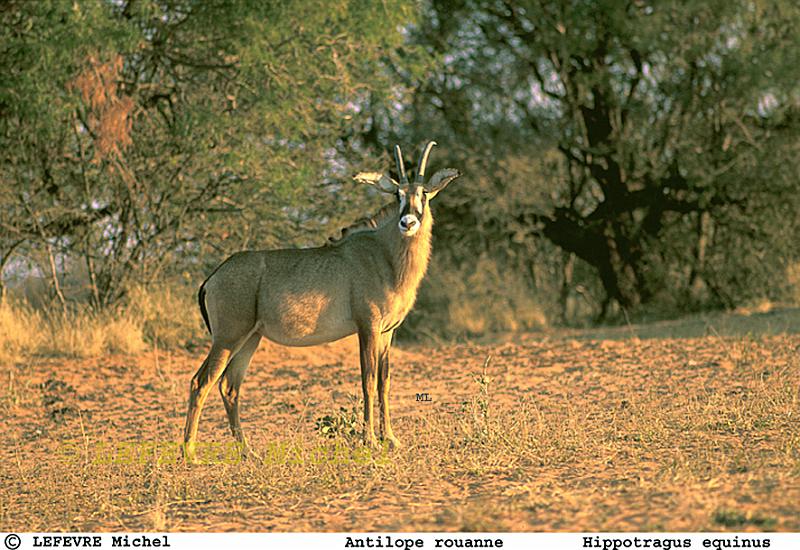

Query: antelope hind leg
[
  {"left": 219, "top": 332, "right": 261, "bottom": 460},
  {"left": 183, "top": 343, "right": 231, "bottom": 463}
]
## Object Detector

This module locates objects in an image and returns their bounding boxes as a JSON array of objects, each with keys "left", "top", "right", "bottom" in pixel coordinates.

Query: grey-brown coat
[{"left": 183, "top": 141, "right": 460, "bottom": 460}]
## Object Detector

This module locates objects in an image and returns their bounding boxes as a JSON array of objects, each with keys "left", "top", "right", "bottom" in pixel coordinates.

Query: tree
[
  {"left": 1, "top": 0, "right": 421, "bottom": 306},
  {"left": 399, "top": 0, "right": 800, "bottom": 319}
]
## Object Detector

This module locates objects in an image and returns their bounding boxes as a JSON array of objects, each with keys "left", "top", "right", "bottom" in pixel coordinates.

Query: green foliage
[
  {"left": 713, "top": 507, "right": 777, "bottom": 529},
  {"left": 315, "top": 406, "right": 359, "bottom": 439},
  {"left": 3, "top": 0, "right": 800, "bottom": 335},
  {"left": 1, "top": 0, "right": 423, "bottom": 307},
  {"left": 397, "top": 0, "right": 800, "bottom": 324}
]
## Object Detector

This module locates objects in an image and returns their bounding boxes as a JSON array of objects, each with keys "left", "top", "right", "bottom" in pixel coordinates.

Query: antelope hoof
[
  {"left": 386, "top": 436, "right": 403, "bottom": 450},
  {"left": 364, "top": 435, "right": 381, "bottom": 451},
  {"left": 182, "top": 442, "right": 198, "bottom": 465}
]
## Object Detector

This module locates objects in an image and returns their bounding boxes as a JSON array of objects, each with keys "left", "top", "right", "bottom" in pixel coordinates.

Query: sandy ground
[{"left": 1, "top": 316, "right": 799, "bottom": 531}]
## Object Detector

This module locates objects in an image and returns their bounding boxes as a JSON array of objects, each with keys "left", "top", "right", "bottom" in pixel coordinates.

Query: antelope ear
[
  {"left": 353, "top": 172, "right": 400, "bottom": 194},
  {"left": 425, "top": 168, "right": 460, "bottom": 199}
]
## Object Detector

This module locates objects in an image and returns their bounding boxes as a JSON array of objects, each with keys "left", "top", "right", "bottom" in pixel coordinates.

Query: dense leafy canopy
[{"left": 1, "top": 0, "right": 420, "bottom": 305}]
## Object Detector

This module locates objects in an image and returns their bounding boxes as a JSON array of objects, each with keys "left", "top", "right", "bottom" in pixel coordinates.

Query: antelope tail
[{"left": 198, "top": 280, "right": 211, "bottom": 334}]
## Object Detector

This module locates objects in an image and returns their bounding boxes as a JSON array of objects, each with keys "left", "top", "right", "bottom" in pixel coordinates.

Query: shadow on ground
[{"left": 556, "top": 306, "right": 800, "bottom": 341}]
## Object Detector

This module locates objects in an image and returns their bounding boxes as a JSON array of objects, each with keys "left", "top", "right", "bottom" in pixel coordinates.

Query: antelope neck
[{"left": 379, "top": 210, "right": 433, "bottom": 291}]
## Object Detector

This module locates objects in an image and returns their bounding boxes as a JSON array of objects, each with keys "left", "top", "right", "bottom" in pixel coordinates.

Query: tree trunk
[
  {"left": 688, "top": 211, "right": 712, "bottom": 303},
  {"left": 44, "top": 242, "right": 67, "bottom": 313},
  {"left": 559, "top": 251, "right": 575, "bottom": 324}
]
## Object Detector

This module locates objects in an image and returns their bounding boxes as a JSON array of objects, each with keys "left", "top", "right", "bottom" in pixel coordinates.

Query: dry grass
[
  {"left": 0, "top": 299, "right": 146, "bottom": 361},
  {"left": 409, "top": 255, "right": 548, "bottom": 340},
  {"left": 125, "top": 284, "right": 205, "bottom": 349},
  {"left": 1, "top": 310, "right": 799, "bottom": 531},
  {"left": 0, "top": 284, "right": 204, "bottom": 362}
]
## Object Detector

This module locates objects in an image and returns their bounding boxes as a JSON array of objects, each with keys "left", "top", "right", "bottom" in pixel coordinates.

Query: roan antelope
[{"left": 183, "top": 140, "right": 460, "bottom": 461}]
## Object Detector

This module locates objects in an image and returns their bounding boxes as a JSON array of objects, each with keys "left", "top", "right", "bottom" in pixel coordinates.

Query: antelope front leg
[
  {"left": 378, "top": 332, "right": 401, "bottom": 449},
  {"left": 358, "top": 328, "right": 380, "bottom": 450}
]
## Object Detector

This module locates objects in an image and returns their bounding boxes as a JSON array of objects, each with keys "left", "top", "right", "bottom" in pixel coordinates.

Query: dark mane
[{"left": 326, "top": 202, "right": 396, "bottom": 246}]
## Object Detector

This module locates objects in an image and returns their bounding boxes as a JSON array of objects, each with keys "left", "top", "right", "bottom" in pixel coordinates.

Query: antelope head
[{"left": 354, "top": 141, "right": 461, "bottom": 237}]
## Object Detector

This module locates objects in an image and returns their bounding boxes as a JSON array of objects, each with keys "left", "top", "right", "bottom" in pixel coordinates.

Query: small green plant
[
  {"left": 315, "top": 406, "right": 359, "bottom": 439},
  {"left": 713, "top": 507, "right": 777, "bottom": 529}
]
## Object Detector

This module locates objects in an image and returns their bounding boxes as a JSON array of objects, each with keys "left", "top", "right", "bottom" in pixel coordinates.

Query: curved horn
[
  {"left": 393, "top": 145, "right": 409, "bottom": 184},
  {"left": 415, "top": 140, "right": 437, "bottom": 183}
]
